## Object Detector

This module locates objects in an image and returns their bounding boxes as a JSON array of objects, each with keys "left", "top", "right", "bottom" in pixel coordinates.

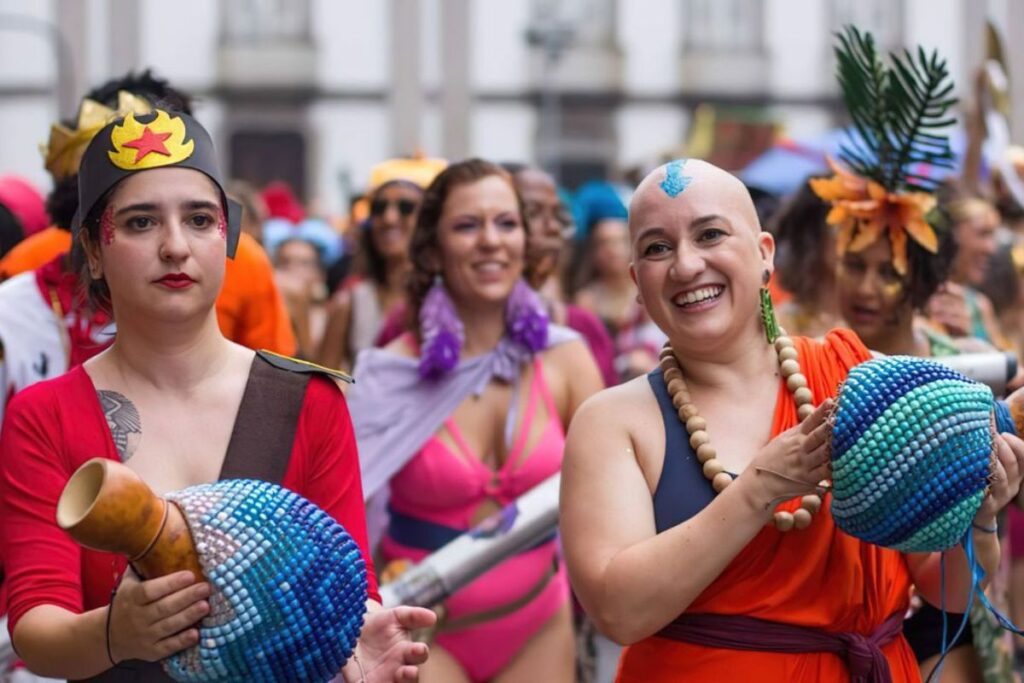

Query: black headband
[{"left": 73, "top": 109, "right": 242, "bottom": 258}]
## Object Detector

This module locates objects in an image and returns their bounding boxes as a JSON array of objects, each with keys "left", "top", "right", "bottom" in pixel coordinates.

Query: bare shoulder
[
  {"left": 566, "top": 374, "right": 666, "bottom": 488},
  {"left": 574, "top": 287, "right": 598, "bottom": 310},
  {"left": 975, "top": 290, "right": 997, "bottom": 314},
  {"left": 542, "top": 337, "right": 592, "bottom": 368},
  {"left": 569, "top": 374, "right": 658, "bottom": 439},
  {"left": 226, "top": 342, "right": 258, "bottom": 368},
  {"left": 383, "top": 333, "right": 418, "bottom": 359},
  {"left": 326, "top": 288, "right": 353, "bottom": 315}
]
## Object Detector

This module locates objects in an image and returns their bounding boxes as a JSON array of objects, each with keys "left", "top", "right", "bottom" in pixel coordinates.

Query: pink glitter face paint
[
  {"left": 100, "top": 205, "right": 116, "bottom": 246},
  {"left": 217, "top": 209, "right": 227, "bottom": 240}
]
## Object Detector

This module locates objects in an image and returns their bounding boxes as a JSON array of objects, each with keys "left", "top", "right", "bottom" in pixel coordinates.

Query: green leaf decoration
[{"left": 834, "top": 25, "right": 958, "bottom": 193}]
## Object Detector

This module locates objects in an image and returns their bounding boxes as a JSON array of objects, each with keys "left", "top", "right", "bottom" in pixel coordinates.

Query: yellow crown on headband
[
  {"left": 368, "top": 154, "right": 447, "bottom": 191},
  {"left": 41, "top": 91, "right": 153, "bottom": 181},
  {"left": 108, "top": 111, "right": 195, "bottom": 170}
]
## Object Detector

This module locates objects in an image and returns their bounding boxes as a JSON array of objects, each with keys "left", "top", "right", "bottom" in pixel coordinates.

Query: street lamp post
[
  {"left": 0, "top": 12, "right": 77, "bottom": 118},
  {"left": 526, "top": 11, "right": 574, "bottom": 184}
]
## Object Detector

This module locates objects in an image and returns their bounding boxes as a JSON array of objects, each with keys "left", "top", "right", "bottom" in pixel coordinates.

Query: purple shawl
[{"left": 349, "top": 324, "right": 579, "bottom": 500}]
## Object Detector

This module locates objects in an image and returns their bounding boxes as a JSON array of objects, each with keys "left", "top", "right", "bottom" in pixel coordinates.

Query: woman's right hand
[
  {"left": 108, "top": 569, "right": 210, "bottom": 664},
  {"left": 925, "top": 283, "right": 972, "bottom": 338},
  {"left": 740, "top": 399, "right": 834, "bottom": 516}
]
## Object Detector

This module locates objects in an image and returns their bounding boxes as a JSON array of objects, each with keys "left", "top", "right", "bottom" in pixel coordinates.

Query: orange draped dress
[{"left": 616, "top": 330, "right": 920, "bottom": 682}]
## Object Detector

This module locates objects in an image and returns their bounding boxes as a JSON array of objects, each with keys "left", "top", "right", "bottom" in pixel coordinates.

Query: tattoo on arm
[{"left": 97, "top": 390, "right": 142, "bottom": 462}]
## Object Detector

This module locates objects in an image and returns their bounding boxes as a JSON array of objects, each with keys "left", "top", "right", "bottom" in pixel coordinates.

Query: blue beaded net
[
  {"left": 162, "top": 479, "right": 368, "bottom": 682},
  {"left": 830, "top": 356, "right": 994, "bottom": 553}
]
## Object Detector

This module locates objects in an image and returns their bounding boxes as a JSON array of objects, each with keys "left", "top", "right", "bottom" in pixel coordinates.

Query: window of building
[
  {"left": 830, "top": 0, "right": 903, "bottom": 55},
  {"left": 529, "top": 0, "right": 616, "bottom": 49},
  {"left": 221, "top": 0, "right": 310, "bottom": 44},
  {"left": 682, "top": 0, "right": 763, "bottom": 54}
]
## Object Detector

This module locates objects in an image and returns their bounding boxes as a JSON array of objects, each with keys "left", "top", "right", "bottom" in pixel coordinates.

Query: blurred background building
[{"left": 0, "top": 0, "right": 1020, "bottom": 214}]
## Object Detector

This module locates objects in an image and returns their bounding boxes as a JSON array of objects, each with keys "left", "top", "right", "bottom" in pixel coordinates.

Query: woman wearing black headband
[{"left": 0, "top": 109, "right": 434, "bottom": 681}]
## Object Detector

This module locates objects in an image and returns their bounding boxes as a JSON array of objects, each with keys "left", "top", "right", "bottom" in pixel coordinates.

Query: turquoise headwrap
[{"left": 572, "top": 181, "right": 628, "bottom": 241}]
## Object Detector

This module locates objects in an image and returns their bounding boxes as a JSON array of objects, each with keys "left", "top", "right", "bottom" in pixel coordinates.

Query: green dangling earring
[{"left": 760, "top": 269, "right": 781, "bottom": 344}]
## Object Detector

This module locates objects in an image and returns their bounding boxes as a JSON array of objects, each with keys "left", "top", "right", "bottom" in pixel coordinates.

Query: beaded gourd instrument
[
  {"left": 162, "top": 479, "right": 368, "bottom": 683},
  {"left": 829, "top": 356, "right": 996, "bottom": 553}
]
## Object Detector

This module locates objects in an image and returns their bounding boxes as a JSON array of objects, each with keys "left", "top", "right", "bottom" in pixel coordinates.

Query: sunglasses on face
[{"left": 370, "top": 198, "right": 419, "bottom": 217}]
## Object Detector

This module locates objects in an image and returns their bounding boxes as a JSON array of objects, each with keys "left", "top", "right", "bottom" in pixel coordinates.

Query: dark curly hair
[
  {"left": 904, "top": 206, "right": 957, "bottom": 309},
  {"left": 406, "top": 158, "right": 531, "bottom": 339},
  {"left": 46, "top": 175, "right": 80, "bottom": 231},
  {"left": 85, "top": 69, "right": 193, "bottom": 116},
  {"left": 0, "top": 204, "right": 23, "bottom": 259},
  {"left": 72, "top": 191, "right": 115, "bottom": 316},
  {"left": 770, "top": 178, "right": 832, "bottom": 305}
]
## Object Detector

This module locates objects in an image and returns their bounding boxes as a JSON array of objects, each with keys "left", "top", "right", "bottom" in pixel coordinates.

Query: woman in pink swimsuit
[{"left": 349, "top": 159, "right": 604, "bottom": 682}]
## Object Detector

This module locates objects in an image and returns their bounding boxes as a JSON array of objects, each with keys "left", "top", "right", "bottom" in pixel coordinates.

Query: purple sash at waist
[{"left": 657, "top": 611, "right": 905, "bottom": 683}]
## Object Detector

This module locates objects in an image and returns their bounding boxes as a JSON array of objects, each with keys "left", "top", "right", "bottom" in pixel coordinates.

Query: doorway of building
[{"left": 229, "top": 130, "right": 307, "bottom": 201}]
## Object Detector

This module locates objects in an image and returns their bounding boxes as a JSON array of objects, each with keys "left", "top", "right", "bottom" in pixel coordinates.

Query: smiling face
[
  {"left": 517, "top": 168, "right": 570, "bottom": 258},
  {"left": 83, "top": 166, "right": 226, "bottom": 323},
  {"left": 275, "top": 238, "right": 323, "bottom": 290},
  {"left": 629, "top": 160, "right": 773, "bottom": 352},
  {"left": 835, "top": 237, "right": 912, "bottom": 345},
  {"left": 369, "top": 182, "right": 423, "bottom": 262},
  {"left": 591, "top": 218, "right": 632, "bottom": 278},
  {"left": 436, "top": 174, "right": 527, "bottom": 311},
  {"left": 951, "top": 202, "right": 999, "bottom": 286}
]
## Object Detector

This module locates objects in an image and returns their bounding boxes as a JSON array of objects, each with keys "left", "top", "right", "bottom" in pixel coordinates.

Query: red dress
[
  {"left": 0, "top": 364, "right": 378, "bottom": 636},
  {"left": 616, "top": 330, "right": 920, "bottom": 682}
]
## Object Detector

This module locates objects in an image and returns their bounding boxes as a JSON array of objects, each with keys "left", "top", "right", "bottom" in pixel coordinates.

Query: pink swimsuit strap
[
  {"left": 386, "top": 356, "right": 565, "bottom": 530},
  {"left": 443, "top": 356, "right": 560, "bottom": 480}
]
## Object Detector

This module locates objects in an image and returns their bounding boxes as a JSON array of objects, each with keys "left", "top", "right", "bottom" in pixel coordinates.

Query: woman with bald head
[{"left": 559, "top": 158, "right": 1023, "bottom": 682}]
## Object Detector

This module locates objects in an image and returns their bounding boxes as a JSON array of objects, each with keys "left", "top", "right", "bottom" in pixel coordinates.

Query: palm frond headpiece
[{"left": 809, "top": 26, "right": 957, "bottom": 274}]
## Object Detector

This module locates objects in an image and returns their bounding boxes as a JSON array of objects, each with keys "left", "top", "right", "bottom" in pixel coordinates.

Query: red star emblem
[{"left": 122, "top": 126, "right": 172, "bottom": 163}]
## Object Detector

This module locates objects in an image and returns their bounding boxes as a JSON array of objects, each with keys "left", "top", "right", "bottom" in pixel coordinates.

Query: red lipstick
[{"left": 155, "top": 273, "right": 196, "bottom": 289}]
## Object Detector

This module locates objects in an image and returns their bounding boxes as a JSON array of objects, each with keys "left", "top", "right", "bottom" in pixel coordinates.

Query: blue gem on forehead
[{"left": 660, "top": 158, "right": 693, "bottom": 198}]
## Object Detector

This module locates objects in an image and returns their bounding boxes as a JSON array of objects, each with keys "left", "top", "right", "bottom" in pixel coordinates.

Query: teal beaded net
[{"left": 830, "top": 356, "right": 994, "bottom": 553}]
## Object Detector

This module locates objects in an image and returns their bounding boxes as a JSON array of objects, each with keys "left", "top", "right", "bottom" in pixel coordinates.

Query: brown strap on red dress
[
  {"left": 74, "top": 352, "right": 309, "bottom": 682},
  {"left": 217, "top": 351, "right": 310, "bottom": 483}
]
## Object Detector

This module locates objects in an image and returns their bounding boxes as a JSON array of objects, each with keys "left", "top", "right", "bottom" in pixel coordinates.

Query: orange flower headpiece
[
  {"left": 809, "top": 157, "right": 938, "bottom": 275},
  {"left": 812, "top": 26, "right": 958, "bottom": 276}
]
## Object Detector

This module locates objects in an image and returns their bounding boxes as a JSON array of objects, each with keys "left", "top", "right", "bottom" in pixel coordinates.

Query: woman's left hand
[
  {"left": 975, "top": 432, "right": 1024, "bottom": 525},
  {"left": 340, "top": 605, "right": 436, "bottom": 682}
]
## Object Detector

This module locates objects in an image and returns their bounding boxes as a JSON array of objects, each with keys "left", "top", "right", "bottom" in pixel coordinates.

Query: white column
[
  {"left": 1008, "top": 0, "right": 1024, "bottom": 140},
  {"left": 440, "top": 0, "right": 470, "bottom": 160},
  {"left": 108, "top": 0, "right": 140, "bottom": 77},
  {"left": 391, "top": 0, "right": 421, "bottom": 156},
  {"left": 55, "top": 0, "right": 88, "bottom": 117}
]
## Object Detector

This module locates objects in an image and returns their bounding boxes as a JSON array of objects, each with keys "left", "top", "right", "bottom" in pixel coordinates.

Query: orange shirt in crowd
[
  {"left": 0, "top": 227, "right": 69, "bottom": 280},
  {"left": 767, "top": 269, "right": 793, "bottom": 307},
  {"left": 0, "top": 228, "right": 296, "bottom": 356}
]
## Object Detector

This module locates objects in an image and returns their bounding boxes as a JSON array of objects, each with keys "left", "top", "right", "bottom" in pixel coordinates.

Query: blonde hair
[{"left": 947, "top": 197, "right": 997, "bottom": 225}]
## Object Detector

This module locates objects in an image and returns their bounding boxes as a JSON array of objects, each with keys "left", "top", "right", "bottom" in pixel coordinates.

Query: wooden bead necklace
[{"left": 659, "top": 333, "right": 825, "bottom": 531}]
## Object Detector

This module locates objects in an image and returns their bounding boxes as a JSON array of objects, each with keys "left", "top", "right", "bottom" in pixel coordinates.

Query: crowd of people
[{"left": 4, "top": 28, "right": 1024, "bottom": 682}]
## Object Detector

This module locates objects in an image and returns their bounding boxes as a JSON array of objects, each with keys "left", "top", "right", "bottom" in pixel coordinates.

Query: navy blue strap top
[{"left": 649, "top": 368, "right": 717, "bottom": 533}]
